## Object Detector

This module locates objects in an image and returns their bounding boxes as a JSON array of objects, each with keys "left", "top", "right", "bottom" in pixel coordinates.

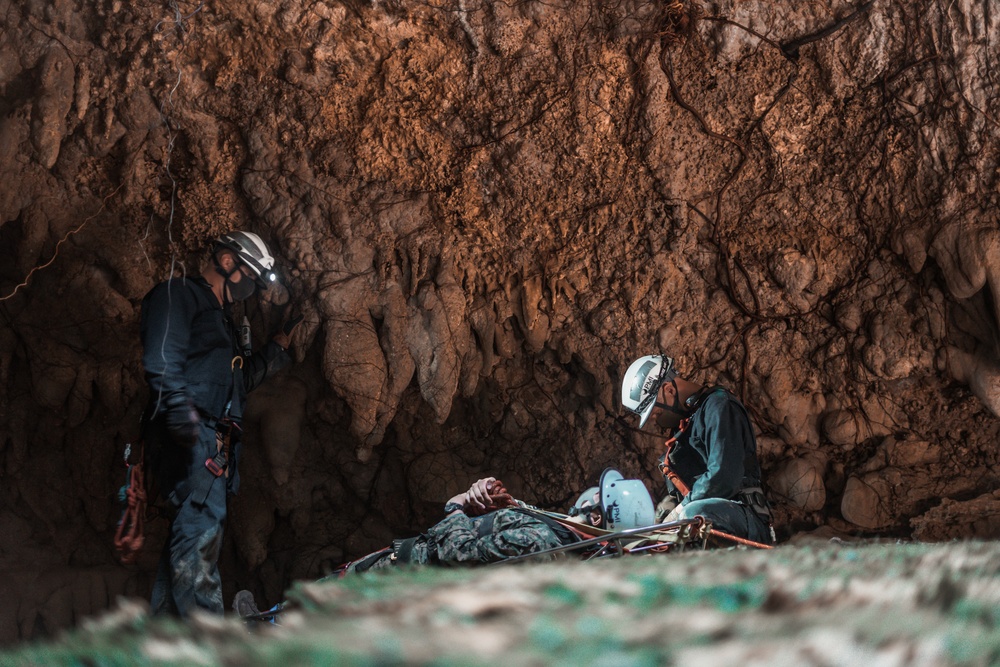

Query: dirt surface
[
  {"left": 6, "top": 539, "right": 1000, "bottom": 666},
  {"left": 1, "top": 0, "right": 1000, "bottom": 645}
]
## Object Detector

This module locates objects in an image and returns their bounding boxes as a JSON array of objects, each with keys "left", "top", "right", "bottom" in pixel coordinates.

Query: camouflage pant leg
[
  {"left": 343, "top": 548, "right": 392, "bottom": 574},
  {"left": 366, "top": 540, "right": 433, "bottom": 570}
]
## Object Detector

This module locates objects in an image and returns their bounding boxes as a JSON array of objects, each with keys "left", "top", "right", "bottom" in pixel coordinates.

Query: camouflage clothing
[{"left": 359, "top": 507, "right": 579, "bottom": 572}]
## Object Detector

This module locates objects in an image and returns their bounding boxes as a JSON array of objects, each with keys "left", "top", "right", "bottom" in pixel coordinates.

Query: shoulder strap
[{"left": 392, "top": 536, "right": 421, "bottom": 563}]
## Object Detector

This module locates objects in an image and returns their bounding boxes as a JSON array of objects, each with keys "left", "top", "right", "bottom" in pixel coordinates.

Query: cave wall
[{"left": 1, "top": 0, "right": 999, "bottom": 644}]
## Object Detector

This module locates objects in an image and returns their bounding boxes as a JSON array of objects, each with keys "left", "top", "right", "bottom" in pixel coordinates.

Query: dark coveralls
[
  {"left": 663, "top": 388, "right": 774, "bottom": 544},
  {"left": 140, "top": 276, "right": 289, "bottom": 616},
  {"left": 348, "top": 506, "right": 580, "bottom": 573}
]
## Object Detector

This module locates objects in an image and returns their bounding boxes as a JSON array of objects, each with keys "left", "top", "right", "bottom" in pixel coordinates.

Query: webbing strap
[
  {"left": 660, "top": 418, "right": 692, "bottom": 498},
  {"left": 228, "top": 356, "right": 244, "bottom": 421},
  {"left": 393, "top": 537, "right": 420, "bottom": 563},
  {"left": 476, "top": 511, "right": 497, "bottom": 538}
]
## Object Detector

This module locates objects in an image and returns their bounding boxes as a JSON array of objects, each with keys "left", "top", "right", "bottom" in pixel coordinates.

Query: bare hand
[
  {"left": 273, "top": 332, "right": 290, "bottom": 350},
  {"left": 464, "top": 477, "right": 496, "bottom": 512}
]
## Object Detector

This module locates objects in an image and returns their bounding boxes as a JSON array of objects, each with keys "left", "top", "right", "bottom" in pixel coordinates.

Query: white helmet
[
  {"left": 599, "top": 468, "right": 654, "bottom": 530},
  {"left": 567, "top": 486, "right": 599, "bottom": 517},
  {"left": 621, "top": 355, "right": 677, "bottom": 427},
  {"left": 214, "top": 231, "right": 278, "bottom": 288}
]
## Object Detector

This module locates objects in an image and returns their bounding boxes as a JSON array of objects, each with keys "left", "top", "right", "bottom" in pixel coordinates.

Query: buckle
[
  {"left": 205, "top": 455, "right": 226, "bottom": 477},
  {"left": 215, "top": 418, "right": 243, "bottom": 437}
]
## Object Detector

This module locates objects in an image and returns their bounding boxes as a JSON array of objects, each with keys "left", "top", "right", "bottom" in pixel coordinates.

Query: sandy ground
[{"left": 4, "top": 538, "right": 1000, "bottom": 666}]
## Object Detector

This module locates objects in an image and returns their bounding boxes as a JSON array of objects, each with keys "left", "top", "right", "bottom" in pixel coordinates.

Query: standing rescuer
[
  {"left": 621, "top": 354, "right": 776, "bottom": 544},
  {"left": 140, "top": 231, "right": 297, "bottom": 617}
]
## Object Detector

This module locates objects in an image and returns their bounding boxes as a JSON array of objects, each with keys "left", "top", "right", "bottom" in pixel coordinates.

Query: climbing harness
[
  {"left": 205, "top": 417, "right": 241, "bottom": 478},
  {"left": 205, "top": 355, "right": 244, "bottom": 478},
  {"left": 113, "top": 441, "right": 147, "bottom": 565}
]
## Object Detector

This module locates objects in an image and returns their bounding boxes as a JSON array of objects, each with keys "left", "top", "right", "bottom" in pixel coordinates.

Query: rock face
[{"left": 1, "top": 0, "right": 999, "bottom": 644}]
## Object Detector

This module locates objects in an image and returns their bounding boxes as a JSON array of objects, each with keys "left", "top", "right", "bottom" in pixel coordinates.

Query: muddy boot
[{"left": 233, "top": 590, "right": 261, "bottom": 626}]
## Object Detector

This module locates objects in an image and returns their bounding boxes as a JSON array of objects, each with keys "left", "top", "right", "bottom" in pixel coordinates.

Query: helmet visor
[
  {"left": 637, "top": 393, "right": 658, "bottom": 428},
  {"left": 630, "top": 357, "right": 676, "bottom": 427}
]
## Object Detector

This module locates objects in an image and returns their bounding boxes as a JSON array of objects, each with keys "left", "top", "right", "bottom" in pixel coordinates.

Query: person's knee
[
  {"left": 681, "top": 500, "right": 738, "bottom": 528},
  {"left": 678, "top": 500, "right": 713, "bottom": 519}
]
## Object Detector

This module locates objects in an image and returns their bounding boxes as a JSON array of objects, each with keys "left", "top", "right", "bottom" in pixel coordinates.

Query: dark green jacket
[{"left": 665, "top": 388, "right": 763, "bottom": 506}]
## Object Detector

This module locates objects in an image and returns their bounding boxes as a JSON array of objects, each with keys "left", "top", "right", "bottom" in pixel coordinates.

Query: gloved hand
[
  {"left": 655, "top": 495, "right": 678, "bottom": 523},
  {"left": 664, "top": 504, "right": 685, "bottom": 523},
  {"left": 165, "top": 401, "right": 201, "bottom": 447}
]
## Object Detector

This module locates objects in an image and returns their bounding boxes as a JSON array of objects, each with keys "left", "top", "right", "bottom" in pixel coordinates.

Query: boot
[{"left": 233, "top": 590, "right": 261, "bottom": 619}]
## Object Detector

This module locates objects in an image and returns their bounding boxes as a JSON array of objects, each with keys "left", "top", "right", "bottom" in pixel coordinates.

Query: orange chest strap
[{"left": 659, "top": 418, "right": 691, "bottom": 498}]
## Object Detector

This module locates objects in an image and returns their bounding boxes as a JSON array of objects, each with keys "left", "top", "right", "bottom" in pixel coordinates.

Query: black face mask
[
  {"left": 215, "top": 255, "right": 257, "bottom": 303},
  {"left": 226, "top": 273, "right": 256, "bottom": 302}
]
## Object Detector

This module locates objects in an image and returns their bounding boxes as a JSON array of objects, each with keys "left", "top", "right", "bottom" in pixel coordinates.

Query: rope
[
  {"left": 708, "top": 528, "right": 774, "bottom": 550},
  {"left": 463, "top": 479, "right": 517, "bottom": 517},
  {"left": 113, "top": 445, "right": 147, "bottom": 564},
  {"left": 498, "top": 517, "right": 714, "bottom": 565},
  {"left": 659, "top": 419, "right": 692, "bottom": 497}
]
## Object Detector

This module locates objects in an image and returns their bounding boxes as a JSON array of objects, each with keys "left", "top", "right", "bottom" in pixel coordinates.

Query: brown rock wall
[{"left": 1, "top": 0, "right": 999, "bottom": 644}]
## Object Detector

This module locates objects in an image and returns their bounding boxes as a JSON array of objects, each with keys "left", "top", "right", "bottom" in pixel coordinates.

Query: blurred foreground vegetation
[{"left": 5, "top": 540, "right": 1000, "bottom": 666}]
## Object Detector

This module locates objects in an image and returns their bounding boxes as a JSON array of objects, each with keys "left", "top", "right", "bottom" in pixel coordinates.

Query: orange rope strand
[
  {"left": 659, "top": 419, "right": 692, "bottom": 497},
  {"left": 464, "top": 479, "right": 517, "bottom": 517},
  {"left": 709, "top": 528, "right": 774, "bottom": 549}
]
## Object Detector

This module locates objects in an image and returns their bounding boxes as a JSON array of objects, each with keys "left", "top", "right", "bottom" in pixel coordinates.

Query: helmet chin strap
[
  {"left": 214, "top": 254, "right": 255, "bottom": 304},
  {"left": 654, "top": 379, "right": 691, "bottom": 418}
]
